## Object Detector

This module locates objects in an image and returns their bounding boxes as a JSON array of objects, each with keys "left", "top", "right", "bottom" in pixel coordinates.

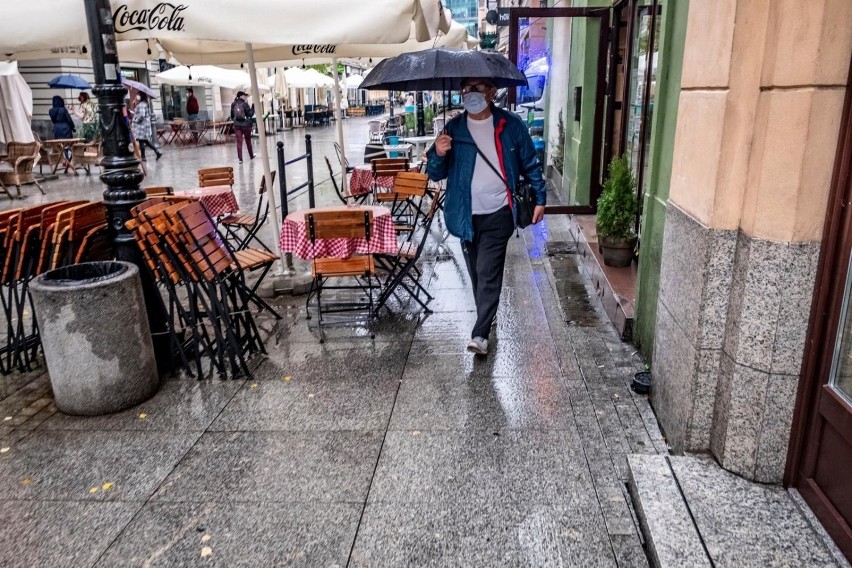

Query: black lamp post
[
  {"left": 83, "top": 0, "right": 144, "bottom": 259},
  {"left": 83, "top": 0, "right": 170, "bottom": 369}
]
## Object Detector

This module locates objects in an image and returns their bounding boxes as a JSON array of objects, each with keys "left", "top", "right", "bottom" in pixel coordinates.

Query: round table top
[
  {"left": 285, "top": 204, "right": 390, "bottom": 223},
  {"left": 353, "top": 162, "right": 419, "bottom": 172}
]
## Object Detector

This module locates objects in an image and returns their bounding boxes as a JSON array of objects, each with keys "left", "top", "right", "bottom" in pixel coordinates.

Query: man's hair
[
  {"left": 187, "top": 87, "right": 193, "bottom": 94},
  {"left": 460, "top": 77, "right": 496, "bottom": 88}
]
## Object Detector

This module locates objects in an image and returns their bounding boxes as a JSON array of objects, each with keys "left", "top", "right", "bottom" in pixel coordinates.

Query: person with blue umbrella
[{"left": 48, "top": 96, "right": 76, "bottom": 140}]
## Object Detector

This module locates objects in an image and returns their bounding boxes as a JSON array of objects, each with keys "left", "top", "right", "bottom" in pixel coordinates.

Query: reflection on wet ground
[{"left": 0, "top": 120, "right": 665, "bottom": 565}]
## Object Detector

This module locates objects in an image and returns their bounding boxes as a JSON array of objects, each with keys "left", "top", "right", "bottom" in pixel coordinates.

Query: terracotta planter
[{"left": 599, "top": 236, "right": 636, "bottom": 267}]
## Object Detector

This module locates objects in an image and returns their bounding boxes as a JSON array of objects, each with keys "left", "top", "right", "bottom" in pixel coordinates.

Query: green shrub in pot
[{"left": 596, "top": 155, "right": 638, "bottom": 267}]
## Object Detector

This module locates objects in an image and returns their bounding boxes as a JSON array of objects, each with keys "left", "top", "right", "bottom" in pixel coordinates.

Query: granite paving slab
[
  {"left": 37, "top": 380, "right": 243, "bottom": 432},
  {"left": 0, "top": 430, "right": 200, "bottom": 502},
  {"left": 254, "top": 341, "right": 410, "bottom": 383},
  {"left": 350, "top": 500, "right": 617, "bottom": 567},
  {"left": 370, "top": 430, "right": 590, "bottom": 505},
  {"left": 405, "top": 338, "right": 562, "bottom": 378},
  {"left": 668, "top": 455, "right": 841, "bottom": 567},
  {"left": 0, "top": 500, "right": 142, "bottom": 568},
  {"left": 389, "top": 373, "right": 575, "bottom": 431},
  {"left": 210, "top": 379, "right": 399, "bottom": 431},
  {"left": 96, "top": 501, "right": 361, "bottom": 567},
  {"left": 152, "top": 430, "right": 383, "bottom": 503}
]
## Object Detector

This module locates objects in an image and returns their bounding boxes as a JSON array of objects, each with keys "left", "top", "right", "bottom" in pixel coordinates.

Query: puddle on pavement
[{"left": 546, "top": 241, "right": 604, "bottom": 327}]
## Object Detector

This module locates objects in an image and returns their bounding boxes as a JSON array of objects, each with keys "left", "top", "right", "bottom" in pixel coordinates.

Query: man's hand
[
  {"left": 532, "top": 205, "right": 545, "bottom": 224},
  {"left": 434, "top": 131, "right": 452, "bottom": 157}
]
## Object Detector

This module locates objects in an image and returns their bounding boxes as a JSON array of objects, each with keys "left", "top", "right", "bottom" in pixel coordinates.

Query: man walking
[
  {"left": 426, "top": 77, "right": 546, "bottom": 356},
  {"left": 186, "top": 87, "right": 199, "bottom": 121},
  {"left": 230, "top": 91, "right": 255, "bottom": 164}
]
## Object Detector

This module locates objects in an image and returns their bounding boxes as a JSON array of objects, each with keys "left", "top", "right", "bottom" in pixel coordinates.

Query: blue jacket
[
  {"left": 426, "top": 105, "right": 546, "bottom": 242},
  {"left": 48, "top": 96, "right": 76, "bottom": 140}
]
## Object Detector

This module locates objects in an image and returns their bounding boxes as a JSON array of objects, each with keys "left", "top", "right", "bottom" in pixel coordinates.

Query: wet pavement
[{"left": 0, "top": 117, "right": 664, "bottom": 566}]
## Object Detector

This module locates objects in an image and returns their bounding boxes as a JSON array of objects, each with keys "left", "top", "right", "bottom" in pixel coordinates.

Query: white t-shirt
[{"left": 467, "top": 115, "right": 508, "bottom": 214}]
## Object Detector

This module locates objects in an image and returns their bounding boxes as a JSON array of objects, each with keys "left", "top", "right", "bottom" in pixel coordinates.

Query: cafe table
[
  {"left": 399, "top": 135, "right": 435, "bottom": 158},
  {"left": 348, "top": 162, "right": 420, "bottom": 197},
  {"left": 279, "top": 205, "right": 398, "bottom": 259},
  {"left": 174, "top": 185, "right": 239, "bottom": 217}
]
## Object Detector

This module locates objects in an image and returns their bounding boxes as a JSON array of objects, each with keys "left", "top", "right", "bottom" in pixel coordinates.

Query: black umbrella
[
  {"left": 361, "top": 48, "right": 528, "bottom": 92},
  {"left": 360, "top": 48, "right": 528, "bottom": 123}
]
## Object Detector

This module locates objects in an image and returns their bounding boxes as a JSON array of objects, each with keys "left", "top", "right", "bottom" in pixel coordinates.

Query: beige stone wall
[{"left": 669, "top": 0, "right": 852, "bottom": 242}]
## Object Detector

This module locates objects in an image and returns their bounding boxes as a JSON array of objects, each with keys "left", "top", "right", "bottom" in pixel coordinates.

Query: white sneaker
[{"left": 467, "top": 336, "right": 488, "bottom": 356}]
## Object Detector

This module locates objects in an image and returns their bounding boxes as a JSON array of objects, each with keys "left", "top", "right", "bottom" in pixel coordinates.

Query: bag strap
[{"left": 471, "top": 141, "right": 508, "bottom": 187}]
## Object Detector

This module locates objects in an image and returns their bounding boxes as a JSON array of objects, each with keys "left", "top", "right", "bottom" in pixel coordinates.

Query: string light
[
  {"left": 188, "top": 65, "right": 192, "bottom": 81},
  {"left": 146, "top": 40, "right": 151, "bottom": 56}
]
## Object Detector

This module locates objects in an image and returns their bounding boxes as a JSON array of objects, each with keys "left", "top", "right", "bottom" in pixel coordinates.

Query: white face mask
[
  {"left": 136, "top": 95, "right": 141, "bottom": 101},
  {"left": 463, "top": 92, "right": 488, "bottom": 114}
]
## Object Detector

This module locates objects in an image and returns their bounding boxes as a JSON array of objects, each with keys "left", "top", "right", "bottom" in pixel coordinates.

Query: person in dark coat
[
  {"left": 48, "top": 96, "right": 76, "bottom": 140},
  {"left": 230, "top": 91, "right": 255, "bottom": 164}
]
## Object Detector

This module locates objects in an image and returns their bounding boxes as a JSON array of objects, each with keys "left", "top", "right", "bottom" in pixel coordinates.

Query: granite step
[{"left": 627, "top": 454, "right": 848, "bottom": 568}]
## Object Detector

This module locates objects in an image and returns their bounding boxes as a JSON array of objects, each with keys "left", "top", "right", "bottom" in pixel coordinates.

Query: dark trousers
[
  {"left": 234, "top": 124, "right": 254, "bottom": 161},
  {"left": 138, "top": 138, "right": 159, "bottom": 159},
  {"left": 462, "top": 205, "right": 515, "bottom": 339}
]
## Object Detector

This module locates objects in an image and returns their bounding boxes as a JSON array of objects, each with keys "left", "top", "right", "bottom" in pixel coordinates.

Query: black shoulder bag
[{"left": 471, "top": 143, "right": 536, "bottom": 229}]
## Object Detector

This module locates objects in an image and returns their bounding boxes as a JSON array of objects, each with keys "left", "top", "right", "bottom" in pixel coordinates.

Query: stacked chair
[
  {"left": 370, "top": 157, "right": 410, "bottom": 201},
  {"left": 126, "top": 197, "right": 279, "bottom": 378},
  {"left": 0, "top": 201, "right": 110, "bottom": 374}
]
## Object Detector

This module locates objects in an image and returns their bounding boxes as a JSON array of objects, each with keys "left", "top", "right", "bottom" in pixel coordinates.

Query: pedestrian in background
[
  {"left": 48, "top": 95, "right": 75, "bottom": 140},
  {"left": 72, "top": 92, "right": 99, "bottom": 142},
  {"left": 131, "top": 92, "right": 162, "bottom": 161},
  {"left": 230, "top": 91, "right": 255, "bottom": 164},
  {"left": 186, "top": 87, "right": 199, "bottom": 121},
  {"left": 426, "top": 76, "right": 546, "bottom": 356}
]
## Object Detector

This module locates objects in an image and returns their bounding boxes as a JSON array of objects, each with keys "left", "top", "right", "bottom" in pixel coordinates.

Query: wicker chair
[
  {"left": 32, "top": 132, "right": 64, "bottom": 175},
  {"left": 70, "top": 142, "right": 102, "bottom": 175},
  {"left": 0, "top": 142, "right": 44, "bottom": 199}
]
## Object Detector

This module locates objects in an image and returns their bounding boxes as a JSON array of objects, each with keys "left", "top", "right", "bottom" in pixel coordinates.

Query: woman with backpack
[{"left": 230, "top": 91, "right": 255, "bottom": 164}]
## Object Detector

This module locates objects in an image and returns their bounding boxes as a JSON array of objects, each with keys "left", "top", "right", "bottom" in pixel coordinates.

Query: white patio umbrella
[
  {"left": 0, "top": 62, "right": 34, "bottom": 145},
  {"left": 156, "top": 65, "right": 269, "bottom": 91},
  {"left": 0, "top": 0, "right": 450, "bottom": 273},
  {"left": 0, "top": 0, "right": 448, "bottom": 58},
  {"left": 342, "top": 74, "right": 364, "bottom": 89}
]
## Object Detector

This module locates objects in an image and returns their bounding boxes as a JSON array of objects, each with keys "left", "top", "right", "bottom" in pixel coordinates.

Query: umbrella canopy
[
  {"left": 0, "top": 62, "right": 34, "bottom": 144},
  {"left": 282, "top": 67, "right": 327, "bottom": 89},
  {"left": 122, "top": 76, "right": 157, "bottom": 98},
  {"left": 156, "top": 65, "right": 269, "bottom": 91},
  {"left": 361, "top": 48, "right": 528, "bottom": 92},
  {"left": 47, "top": 74, "right": 92, "bottom": 89},
  {"left": 342, "top": 74, "right": 364, "bottom": 89},
  {"left": 0, "top": 0, "right": 448, "bottom": 60}
]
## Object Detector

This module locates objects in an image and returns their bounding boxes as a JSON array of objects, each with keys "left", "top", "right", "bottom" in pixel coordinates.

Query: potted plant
[{"left": 596, "top": 155, "right": 637, "bottom": 267}]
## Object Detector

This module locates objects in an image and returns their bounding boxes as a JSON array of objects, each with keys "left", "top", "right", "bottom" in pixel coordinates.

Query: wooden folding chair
[
  {"left": 219, "top": 171, "right": 276, "bottom": 251},
  {"left": 303, "top": 209, "right": 378, "bottom": 342},
  {"left": 375, "top": 171, "right": 429, "bottom": 233},
  {"left": 197, "top": 166, "right": 234, "bottom": 188},
  {"left": 370, "top": 157, "right": 409, "bottom": 200},
  {"left": 325, "top": 157, "right": 369, "bottom": 206},
  {"left": 373, "top": 188, "right": 441, "bottom": 316},
  {"left": 144, "top": 186, "right": 175, "bottom": 197}
]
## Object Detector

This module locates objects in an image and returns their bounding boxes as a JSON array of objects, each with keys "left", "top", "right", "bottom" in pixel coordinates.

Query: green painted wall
[
  {"left": 563, "top": 0, "right": 608, "bottom": 205},
  {"left": 634, "top": 0, "right": 689, "bottom": 359}
]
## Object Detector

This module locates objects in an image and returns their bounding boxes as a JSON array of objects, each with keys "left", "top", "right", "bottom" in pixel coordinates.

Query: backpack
[{"left": 232, "top": 100, "right": 246, "bottom": 121}]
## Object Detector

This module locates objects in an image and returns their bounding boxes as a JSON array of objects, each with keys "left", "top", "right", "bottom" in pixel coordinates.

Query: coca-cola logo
[
  {"left": 113, "top": 3, "right": 187, "bottom": 34},
  {"left": 291, "top": 45, "right": 337, "bottom": 56}
]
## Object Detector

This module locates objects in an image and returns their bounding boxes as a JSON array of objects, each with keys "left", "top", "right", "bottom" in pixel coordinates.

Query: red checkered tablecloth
[
  {"left": 174, "top": 186, "right": 239, "bottom": 217},
  {"left": 280, "top": 205, "right": 398, "bottom": 260}
]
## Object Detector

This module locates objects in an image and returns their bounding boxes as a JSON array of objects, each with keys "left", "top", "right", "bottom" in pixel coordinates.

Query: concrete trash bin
[{"left": 29, "top": 261, "right": 159, "bottom": 416}]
